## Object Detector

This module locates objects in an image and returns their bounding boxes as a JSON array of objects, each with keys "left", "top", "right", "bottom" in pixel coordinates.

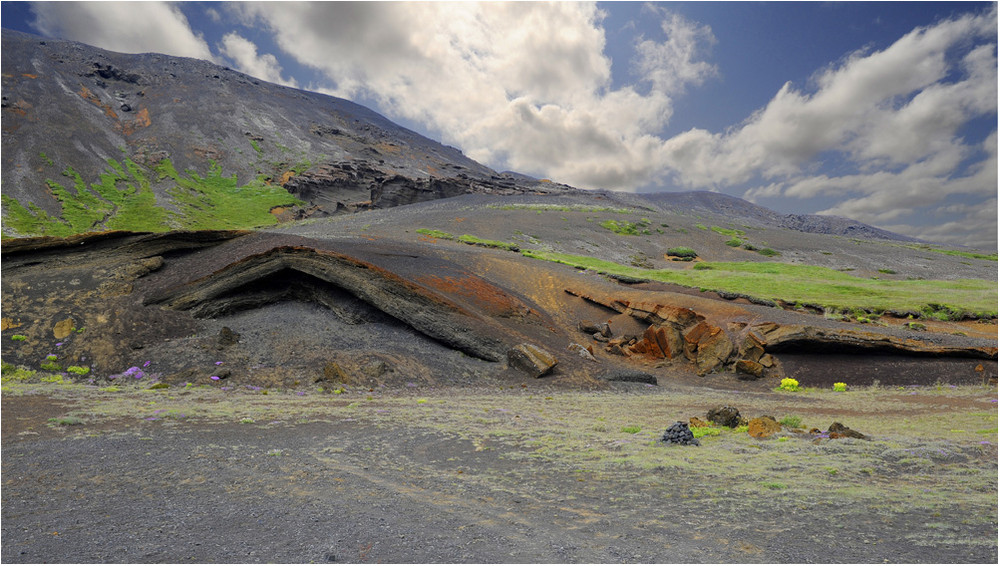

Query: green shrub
[
  {"left": 40, "top": 362, "right": 62, "bottom": 372},
  {"left": 758, "top": 248, "right": 780, "bottom": 257},
  {"left": 690, "top": 426, "right": 721, "bottom": 438},
  {"left": 66, "top": 366, "right": 90, "bottom": 375},
  {"left": 666, "top": 247, "right": 698, "bottom": 259},
  {"left": 878, "top": 268, "right": 897, "bottom": 274},
  {"left": 779, "top": 415, "right": 803, "bottom": 428},
  {"left": 778, "top": 378, "right": 800, "bottom": 392},
  {"left": 11, "top": 335, "right": 27, "bottom": 341},
  {"left": 833, "top": 382, "right": 847, "bottom": 392},
  {"left": 725, "top": 237, "right": 743, "bottom": 247}
]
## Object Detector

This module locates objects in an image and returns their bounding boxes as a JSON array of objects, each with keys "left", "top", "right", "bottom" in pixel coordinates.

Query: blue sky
[{"left": 2, "top": 1, "right": 997, "bottom": 248}]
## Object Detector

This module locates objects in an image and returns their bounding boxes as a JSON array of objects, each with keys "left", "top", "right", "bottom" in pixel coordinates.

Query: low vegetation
[
  {"left": 520, "top": 250, "right": 997, "bottom": 318},
  {"left": 2, "top": 157, "right": 303, "bottom": 237}
]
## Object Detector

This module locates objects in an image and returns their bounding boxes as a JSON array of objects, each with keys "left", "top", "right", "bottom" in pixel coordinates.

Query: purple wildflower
[
  {"left": 55, "top": 342, "right": 63, "bottom": 347},
  {"left": 215, "top": 361, "right": 223, "bottom": 366},
  {"left": 296, "top": 391, "right": 305, "bottom": 396},
  {"left": 143, "top": 361, "right": 151, "bottom": 367},
  {"left": 210, "top": 376, "right": 220, "bottom": 381}
]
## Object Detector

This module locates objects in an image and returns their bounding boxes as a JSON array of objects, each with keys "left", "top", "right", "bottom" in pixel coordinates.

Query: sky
[{"left": 2, "top": 1, "right": 997, "bottom": 249}]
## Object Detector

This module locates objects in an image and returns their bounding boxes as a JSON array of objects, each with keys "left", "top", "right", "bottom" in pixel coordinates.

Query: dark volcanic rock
[
  {"left": 661, "top": 422, "right": 700, "bottom": 446},
  {"left": 706, "top": 406, "right": 742, "bottom": 429},
  {"left": 596, "top": 369, "right": 657, "bottom": 385}
]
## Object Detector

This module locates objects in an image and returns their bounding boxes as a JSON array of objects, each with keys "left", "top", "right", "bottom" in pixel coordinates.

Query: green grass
[
  {"left": 711, "top": 226, "right": 745, "bottom": 237},
  {"left": 156, "top": 159, "right": 303, "bottom": 230},
  {"left": 724, "top": 237, "right": 743, "bottom": 247},
  {"left": 2, "top": 157, "right": 302, "bottom": 237},
  {"left": 902, "top": 244, "right": 997, "bottom": 262},
  {"left": 457, "top": 234, "right": 520, "bottom": 251},
  {"left": 520, "top": 250, "right": 997, "bottom": 317},
  {"left": 600, "top": 219, "right": 650, "bottom": 236},
  {"left": 416, "top": 228, "right": 455, "bottom": 240}
]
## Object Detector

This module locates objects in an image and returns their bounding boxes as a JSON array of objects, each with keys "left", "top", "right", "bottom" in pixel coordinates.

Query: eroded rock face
[{"left": 145, "top": 246, "right": 511, "bottom": 362}]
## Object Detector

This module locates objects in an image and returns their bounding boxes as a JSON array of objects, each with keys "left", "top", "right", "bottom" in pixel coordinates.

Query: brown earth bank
[{"left": 2, "top": 381, "right": 997, "bottom": 564}]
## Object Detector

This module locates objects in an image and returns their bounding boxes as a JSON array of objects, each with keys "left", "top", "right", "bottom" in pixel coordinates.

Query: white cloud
[
  {"left": 218, "top": 33, "right": 298, "bottom": 88},
  {"left": 30, "top": 1, "right": 213, "bottom": 61},
  {"left": 234, "top": 1, "right": 711, "bottom": 190},
  {"left": 633, "top": 4, "right": 718, "bottom": 95}
]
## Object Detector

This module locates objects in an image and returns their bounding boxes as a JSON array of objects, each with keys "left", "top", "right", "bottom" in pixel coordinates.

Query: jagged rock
[
  {"left": 624, "top": 301, "right": 703, "bottom": 329},
  {"left": 507, "top": 343, "right": 557, "bottom": 378},
  {"left": 759, "top": 354, "right": 776, "bottom": 368},
  {"left": 828, "top": 422, "right": 868, "bottom": 440},
  {"left": 596, "top": 369, "right": 657, "bottom": 385},
  {"left": 734, "top": 359, "right": 764, "bottom": 380},
  {"left": 691, "top": 325, "right": 734, "bottom": 375},
  {"left": 707, "top": 406, "right": 742, "bottom": 428},
  {"left": 568, "top": 343, "right": 597, "bottom": 362},
  {"left": 748, "top": 416, "right": 782, "bottom": 438},
  {"left": 739, "top": 332, "right": 766, "bottom": 363},
  {"left": 661, "top": 422, "right": 699, "bottom": 446}
]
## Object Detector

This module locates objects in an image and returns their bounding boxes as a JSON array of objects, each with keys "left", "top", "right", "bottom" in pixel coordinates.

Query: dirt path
[{"left": 2, "top": 383, "right": 997, "bottom": 563}]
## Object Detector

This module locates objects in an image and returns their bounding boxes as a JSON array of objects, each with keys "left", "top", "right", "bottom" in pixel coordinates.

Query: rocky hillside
[{"left": 1, "top": 29, "right": 571, "bottom": 237}]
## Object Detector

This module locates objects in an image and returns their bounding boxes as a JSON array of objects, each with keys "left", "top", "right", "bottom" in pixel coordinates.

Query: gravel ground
[{"left": 3, "top": 384, "right": 996, "bottom": 564}]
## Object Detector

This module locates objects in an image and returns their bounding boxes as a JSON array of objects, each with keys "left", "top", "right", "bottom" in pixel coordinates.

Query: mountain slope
[{"left": 1, "top": 29, "right": 568, "bottom": 237}]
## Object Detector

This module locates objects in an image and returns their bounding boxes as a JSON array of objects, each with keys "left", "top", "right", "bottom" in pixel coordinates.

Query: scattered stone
[
  {"left": 828, "top": 422, "right": 868, "bottom": 440},
  {"left": 567, "top": 343, "right": 597, "bottom": 362},
  {"left": 734, "top": 359, "right": 764, "bottom": 379},
  {"left": 507, "top": 343, "right": 557, "bottom": 378},
  {"left": 759, "top": 354, "right": 776, "bottom": 368},
  {"left": 706, "top": 406, "right": 742, "bottom": 428},
  {"left": 53, "top": 317, "right": 74, "bottom": 339},
  {"left": 748, "top": 416, "right": 782, "bottom": 438},
  {"left": 661, "top": 421, "right": 700, "bottom": 446},
  {"left": 596, "top": 369, "right": 657, "bottom": 385},
  {"left": 578, "top": 320, "right": 612, "bottom": 337}
]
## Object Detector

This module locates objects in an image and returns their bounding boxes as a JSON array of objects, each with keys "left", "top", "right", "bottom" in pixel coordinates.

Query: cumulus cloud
[
  {"left": 233, "top": 1, "right": 712, "bottom": 190},
  {"left": 218, "top": 33, "right": 298, "bottom": 88},
  {"left": 30, "top": 1, "right": 213, "bottom": 61}
]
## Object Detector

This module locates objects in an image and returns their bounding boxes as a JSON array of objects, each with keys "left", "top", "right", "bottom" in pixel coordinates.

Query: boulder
[
  {"left": 216, "top": 326, "right": 240, "bottom": 350},
  {"left": 507, "top": 343, "right": 557, "bottom": 378},
  {"left": 694, "top": 326, "right": 734, "bottom": 376},
  {"left": 734, "top": 359, "right": 764, "bottom": 380},
  {"left": 748, "top": 416, "right": 782, "bottom": 438},
  {"left": 706, "top": 406, "right": 742, "bottom": 428},
  {"left": 739, "top": 332, "right": 766, "bottom": 363}
]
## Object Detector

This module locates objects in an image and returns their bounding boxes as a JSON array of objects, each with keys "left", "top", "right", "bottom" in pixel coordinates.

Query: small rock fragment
[
  {"left": 568, "top": 343, "right": 597, "bottom": 362},
  {"left": 596, "top": 369, "right": 657, "bottom": 385}
]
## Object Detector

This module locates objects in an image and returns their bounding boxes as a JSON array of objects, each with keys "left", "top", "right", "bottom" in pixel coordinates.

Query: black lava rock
[{"left": 660, "top": 421, "right": 700, "bottom": 446}]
